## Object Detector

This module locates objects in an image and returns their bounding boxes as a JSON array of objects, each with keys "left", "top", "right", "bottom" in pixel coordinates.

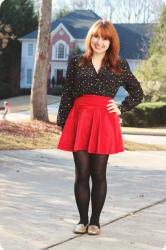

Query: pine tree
[
  {"left": 0, "top": 22, "right": 21, "bottom": 99},
  {"left": 0, "top": 0, "right": 38, "bottom": 37}
]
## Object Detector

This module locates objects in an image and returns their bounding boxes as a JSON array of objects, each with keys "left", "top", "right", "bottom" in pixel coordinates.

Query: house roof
[
  {"left": 20, "top": 9, "right": 101, "bottom": 40},
  {"left": 115, "top": 23, "right": 154, "bottom": 59},
  {"left": 20, "top": 9, "right": 154, "bottom": 59}
]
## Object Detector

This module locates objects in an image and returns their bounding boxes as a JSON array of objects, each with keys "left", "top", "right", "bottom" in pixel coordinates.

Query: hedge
[
  {"left": 121, "top": 102, "right": 166, "bottom": 127},
  {"left": 48, "top": 85, "right": 63, "bottom": 95}
]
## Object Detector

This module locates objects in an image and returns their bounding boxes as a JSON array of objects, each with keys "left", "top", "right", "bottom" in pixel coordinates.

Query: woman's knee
[
  {"left": 75, "top": 171, "right": 90, "bottom": 184},
  {"left": 91, "top": 171, "right": 106, "bottom": 183}
]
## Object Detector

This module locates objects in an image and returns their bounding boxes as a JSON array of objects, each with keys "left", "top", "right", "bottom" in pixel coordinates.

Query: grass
[
  {"left": 0, "top": 120, "right": 59, "bottom": 150},
  {"left": 0, "top": 120, "right": 166, "bottom": 151},
  {"left": 0, "top": 133, "right": 58, "bottom": 150}
]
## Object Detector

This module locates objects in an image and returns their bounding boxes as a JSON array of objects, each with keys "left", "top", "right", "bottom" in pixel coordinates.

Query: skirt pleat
[{"left": 56, "top": 94, "right": 124, "bottom": 154}]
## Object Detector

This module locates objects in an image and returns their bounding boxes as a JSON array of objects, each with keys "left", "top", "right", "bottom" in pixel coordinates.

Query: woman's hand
[{"left": 106, "top": 100, "right": 121, "bottom": 116}]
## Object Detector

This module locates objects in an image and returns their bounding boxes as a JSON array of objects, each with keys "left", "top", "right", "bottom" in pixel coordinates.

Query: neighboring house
[{"left": 18, "top": 9, "right": 153, "bottom": 89}]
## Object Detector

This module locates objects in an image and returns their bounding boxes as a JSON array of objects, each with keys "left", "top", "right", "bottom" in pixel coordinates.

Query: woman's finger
[
  {"left": 107, "top": 101, "right": 117, "bottom": 110},
  {"left": 106, "top": 101, "right": 121, "bottom": 115}
]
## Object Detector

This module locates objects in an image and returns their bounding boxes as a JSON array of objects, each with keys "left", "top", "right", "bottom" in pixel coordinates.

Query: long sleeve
[
  {"left": 118, "top": 59, "right": 144, "bottom": 113},
  {"left": 56, "top": 56, "right": 76, "bottom": 128}
]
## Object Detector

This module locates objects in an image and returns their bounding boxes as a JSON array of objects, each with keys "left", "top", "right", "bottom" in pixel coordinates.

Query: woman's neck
[{"left": 92, "top": 52, "right": 105, "bottom": 62}]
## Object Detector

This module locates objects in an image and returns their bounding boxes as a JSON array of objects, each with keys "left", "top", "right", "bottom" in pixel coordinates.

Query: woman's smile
[{"left": 94, "top": 44, "right": 104, "bottom": 49}]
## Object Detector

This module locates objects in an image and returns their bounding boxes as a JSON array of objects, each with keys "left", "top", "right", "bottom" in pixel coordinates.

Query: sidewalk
[
  {"left": 0, "top": 149, "right": 166, "bottom": 250},
  {"left": 0, "top": 103, "right": 59, "bottom": 122}
]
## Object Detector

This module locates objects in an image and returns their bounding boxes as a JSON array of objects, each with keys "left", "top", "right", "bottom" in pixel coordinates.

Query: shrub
[
  {"left": 122, "top": 102, "right": 166, "bottom": 127},
  {"left": 48, "top": 85, "right": 63, "bottom": 96},
  {"left": 19, "top": 88, "right": 31, "bottom": 96},
  {"left": 0, "top": 80, "right": 11, "bottom": 99}
]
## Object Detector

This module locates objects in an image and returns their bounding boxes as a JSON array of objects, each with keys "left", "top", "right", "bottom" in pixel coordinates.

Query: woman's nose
[{"left": 96, "top": 37, "right": 103, "bottom": 43}]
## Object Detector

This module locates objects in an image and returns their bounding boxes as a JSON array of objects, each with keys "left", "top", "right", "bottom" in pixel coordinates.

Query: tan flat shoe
[
  {"left": 73, "top": 223, "right": 88, "bottom": 234},
  {"left": 87, "top": 225, "right": 101, "bottom": 235}
]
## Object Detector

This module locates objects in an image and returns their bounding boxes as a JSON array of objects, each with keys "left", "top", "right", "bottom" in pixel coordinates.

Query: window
[
  {"left": 27, "top": 69, "right": 32, "bottom": 85},
  {"left": 52, "top": 41, "right": 68, "bottom": 60},
  {"left": 57, "top": 43, "right": 65, "bottom": 59},
  {"left": 28, "top": 44, "right": 33, "bottom": 56}
]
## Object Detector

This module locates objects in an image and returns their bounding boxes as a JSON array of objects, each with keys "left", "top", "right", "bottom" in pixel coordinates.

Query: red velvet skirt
[{"left": 56, "top": 94, "right": 124, "bottom": 155}]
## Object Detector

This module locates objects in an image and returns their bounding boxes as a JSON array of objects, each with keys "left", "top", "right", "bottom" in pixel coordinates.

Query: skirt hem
[{"left": 56, "top": 146, "right": 125, "bottom": 155}]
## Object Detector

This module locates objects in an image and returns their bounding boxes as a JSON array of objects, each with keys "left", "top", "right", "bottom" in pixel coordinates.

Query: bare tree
[
  {"left": 100, "top": 0, "right": 114, "bottom": 20},
  {"left": 106, "top": 0, "right": 164, "bottom": 23},
  {"left": 30, "top": 0, "right": 52, "bottom": 121},
  {"left": 70, "top": 0, "right": 89, "bottom": 9},
  {"left": 70, "top": 0, "right": 100, "bottom": 11}
]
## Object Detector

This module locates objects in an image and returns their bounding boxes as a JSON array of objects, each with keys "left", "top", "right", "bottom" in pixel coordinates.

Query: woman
[{"left": 56, "top": 19, "right": 144, "bottom": 235}]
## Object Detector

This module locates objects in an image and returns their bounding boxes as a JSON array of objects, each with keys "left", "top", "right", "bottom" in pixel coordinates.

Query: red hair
[{"left": 79, "top": 19, "right": 122, "bottom": 74}]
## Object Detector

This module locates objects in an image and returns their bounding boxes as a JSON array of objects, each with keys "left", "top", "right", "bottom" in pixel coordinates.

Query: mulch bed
[{"left": 0, "top": 120, "right": 57, "bottom": 137}]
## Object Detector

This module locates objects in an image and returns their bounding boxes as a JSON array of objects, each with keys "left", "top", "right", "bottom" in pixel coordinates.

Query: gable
[{"left": 51, "top": 23, "right": 74, "bottom": 44}]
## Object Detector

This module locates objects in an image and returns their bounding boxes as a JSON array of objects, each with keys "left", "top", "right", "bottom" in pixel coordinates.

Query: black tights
[{"left": 72, "top": 150, "right": 109, "bottom": 228}]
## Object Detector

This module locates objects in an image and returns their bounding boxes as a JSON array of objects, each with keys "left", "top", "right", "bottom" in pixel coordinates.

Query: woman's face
[{"left": 91, "top": 34, "right": 111, "bottom": 55}]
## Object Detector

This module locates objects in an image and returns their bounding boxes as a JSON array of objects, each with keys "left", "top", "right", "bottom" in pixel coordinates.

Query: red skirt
[{"left": 56, "top": 94, "right": 124, "bottom": 155}]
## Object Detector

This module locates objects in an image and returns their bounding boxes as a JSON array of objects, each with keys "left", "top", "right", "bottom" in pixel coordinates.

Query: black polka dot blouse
[{"left": 57, "top": 54, "right": 144, "bottom": 128}]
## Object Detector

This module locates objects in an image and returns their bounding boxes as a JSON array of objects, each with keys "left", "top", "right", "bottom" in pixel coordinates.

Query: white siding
[
  {"left": 27, "top": 69, "right": 32, "bottom": 86},
  {"left": 20, "top": 40, "right": 36, "bottom": 88}
]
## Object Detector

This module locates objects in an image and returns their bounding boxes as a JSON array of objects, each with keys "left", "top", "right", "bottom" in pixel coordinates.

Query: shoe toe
[
  {"left": 87, "top": 225, "right": 101, "bottom": 235},
  {"left": 73, "top": 224, "right": 88, "bottom": 234}
]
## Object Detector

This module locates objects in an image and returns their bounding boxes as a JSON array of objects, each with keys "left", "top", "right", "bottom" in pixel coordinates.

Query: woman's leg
[
  {"left": 89, "top": 153, "right": 109, "bottom": 228},
  {"left": 72, "top": 150, "right": 91, "bottom": 226}
]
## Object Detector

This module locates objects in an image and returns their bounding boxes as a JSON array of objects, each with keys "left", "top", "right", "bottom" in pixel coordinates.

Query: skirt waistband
[{"left": 74, "top": 94, "right": 113, "bottom": 106}]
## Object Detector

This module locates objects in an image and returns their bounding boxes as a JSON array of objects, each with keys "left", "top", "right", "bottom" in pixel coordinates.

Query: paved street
[{"left": 123, "top": 134, "right": 166, "bottom": 145}]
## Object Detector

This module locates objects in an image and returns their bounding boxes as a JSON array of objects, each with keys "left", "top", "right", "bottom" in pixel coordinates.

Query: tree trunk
[{"left": 30, "top": 0, "right": 52, "bottom": 121}]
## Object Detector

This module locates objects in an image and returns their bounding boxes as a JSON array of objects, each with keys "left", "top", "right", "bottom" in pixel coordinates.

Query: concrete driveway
[{"left": 0, "top": 149, "right": 166, "bottom": 250}]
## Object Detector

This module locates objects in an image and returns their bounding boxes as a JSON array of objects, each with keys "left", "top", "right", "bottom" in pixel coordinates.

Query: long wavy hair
[{"left": 79, "top": 19, "right": 122, "bottom": 74}]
